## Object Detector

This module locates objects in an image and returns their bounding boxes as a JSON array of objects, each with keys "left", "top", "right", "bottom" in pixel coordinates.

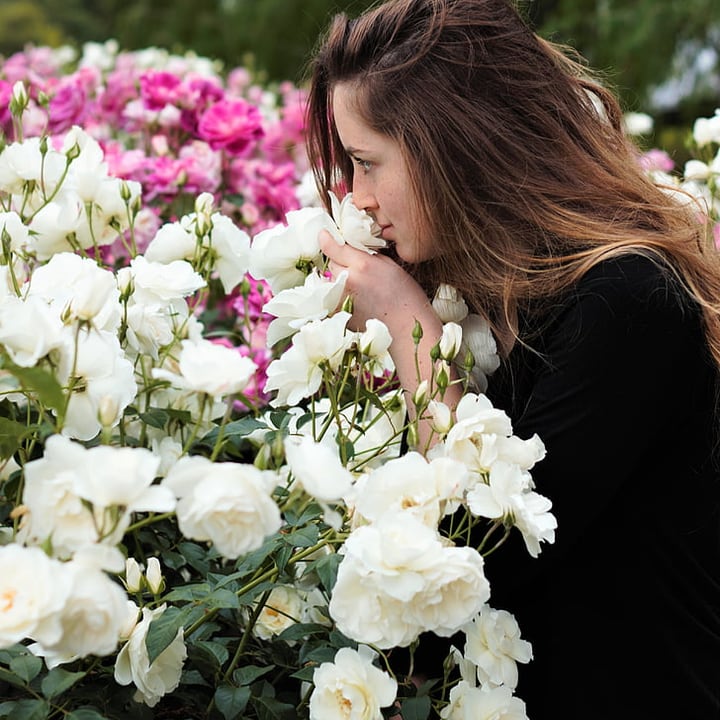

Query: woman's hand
[
  {"left": 319, "top": 230, "right": 431, "bottom": 338},
  {"left": 320, "top": 230, "right": 462, "bottom": 451}
]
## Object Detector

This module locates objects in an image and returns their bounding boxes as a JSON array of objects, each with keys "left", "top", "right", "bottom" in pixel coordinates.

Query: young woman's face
[{"left": 331, "top": 83, "right": 434, "bottom": 263}]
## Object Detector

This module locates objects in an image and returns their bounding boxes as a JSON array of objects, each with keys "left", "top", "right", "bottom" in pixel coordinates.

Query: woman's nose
[{"left": 351, "top": 176, "right": 377, "bottom": 212}]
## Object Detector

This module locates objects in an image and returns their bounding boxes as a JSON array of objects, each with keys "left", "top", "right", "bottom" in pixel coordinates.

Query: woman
[{"left": 304, "top": 0, "right": 720, "bottom": 717}]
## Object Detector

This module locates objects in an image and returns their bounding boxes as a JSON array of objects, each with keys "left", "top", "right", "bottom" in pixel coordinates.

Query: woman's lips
[{"left": 380, "top": 225, "right": 393, "bottom": 240}]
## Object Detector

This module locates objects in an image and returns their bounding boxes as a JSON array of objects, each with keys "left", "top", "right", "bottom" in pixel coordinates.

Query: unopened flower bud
[
  {"left": 10, "top": 81, "right": 28, "bottom": 114},
  {"left": 125, "top": 557, "right": 142, "bottom": 593},
  {"left": 194, "top": 192, "right": 214, "bottom": 236},
  {"left": 412, "top": 319, "right": 424, "bottom": 344},
  {"left": 413, "top": 380, "right": 429, "bottom": 409},
  {"left": 439, "top": 322, "right": 462, "bottom": 361},
  {"left": 427, "top": 400, "right": 453, "bottom": 435},
  {"left": 98, "top": 395, "right": 119, "bottom": 428},
  {"left": 145, "top": 557, "right": 164, "bottom": 594},
  {"left": 435, "top": 361, "right": 450, "bottom": 391}
]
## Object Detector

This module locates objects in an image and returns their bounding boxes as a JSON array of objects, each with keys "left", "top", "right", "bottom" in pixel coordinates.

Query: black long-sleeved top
[{"left": 480, "top": 253, "right": 720, "bottom": 718}]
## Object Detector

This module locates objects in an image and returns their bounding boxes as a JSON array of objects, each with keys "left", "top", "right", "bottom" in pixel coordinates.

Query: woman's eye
[{"left": 353, "top": 156, "right": 372, "bottom": 173}]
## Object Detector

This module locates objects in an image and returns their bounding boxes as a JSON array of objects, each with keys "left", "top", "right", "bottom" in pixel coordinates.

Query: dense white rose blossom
[
  {"left": 462, "top": 605, "right": 532, "bottom": 690},
  {"left": 465, "top": 460, "right": 556, "bottom": 558},
  {"left": 27, "top": 197, "right": 83, "bottom": 259},
  {"left": 326, "top": 191, "right": 386, "bottom": 254},
  {"left": 458, "top": 314, "right": 501, "bottom": 392},
  {"left": 203, "top": 212, "right": 251, "bottom": 292},
  {"left": 249, "top": 206, "right": 329, "bottom": 293},
  {"left": 329, "top": 514, "right": 490, "bottom": 648},
  {"left": 28, "top": 551, "right": 130, "bottom": 664},
  {"left": 264, "top": 311, "right": 352, "bottom": 407},
  {"left": 0, "top": 295, "right": 64, "bottom": 367},
  {"left": 0, "top": 136, "right": 66, "bottom": 197},
  {"left": 152, "top": 337, "right": 257, "bottom": 400},
  {"left": 28, "top": 252, "right": 122, "bottom": 332},
  {"left": 262, "top": 269, "right": 348, "bottom": 347},
  {"left": 161, "top": 455, "right": 282, "bottom": 559},
  {"left": 0, "top": 544, "right": 73, "bottom": 649},
  {"left": 309, "top": 645, "right": 397, "bottom": 720},
  {"left": 114, "top": 604, "right": 187, "bottom": 708},
  {"left": 129, "top": 255, "right": 206, "bottom": 304},
  {"left": 284, "top": 434, "right": 354, "bottom": 502},
  {"left": 439, "top": 681, "right": 528, "bottom": 720},
  {"left": 144, "top": 219, "right": 197, "bottom": 264},
  {"left": 54, "top": 328, "right": 137, "bottom": 440},
  {"left": 252, "top": 584, "right": 305, "bottom": 640},
  {"left": 284, "top": 434, "right": 355, "bottom": 528},
  {"left": 0, "top": 210, "right": 29, "bottom": 253},
  {"left": 123, "top": 297, "right": 190, "bottom": 360},
  {"left": 347, "top": 452, "right": 469, "bottom": 528},
  {"left": 432, "top": 393, "right": 546, "bottom": 474},
  {"left": 439, "top": 322, "right": 463, "bottom": 361},
  {"left": 19, "top": 435, "right": 175, "bottom": 556}
]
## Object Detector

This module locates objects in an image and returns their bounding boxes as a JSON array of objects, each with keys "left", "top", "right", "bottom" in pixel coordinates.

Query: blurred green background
[{"left": 1, "top": 0, "right": 718, "bottom": 157}]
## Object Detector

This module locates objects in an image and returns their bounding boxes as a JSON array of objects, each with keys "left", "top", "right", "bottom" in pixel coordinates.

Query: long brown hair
[{"left": 305, "top": 0, "right": 720, "bottom": 363}]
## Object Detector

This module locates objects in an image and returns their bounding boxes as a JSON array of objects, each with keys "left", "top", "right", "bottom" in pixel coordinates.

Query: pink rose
[{"left": 197, "top": 99, "right": 264, "bottom": 155}]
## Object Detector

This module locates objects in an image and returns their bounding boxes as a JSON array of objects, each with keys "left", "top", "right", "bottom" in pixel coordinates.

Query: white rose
[
  {"left": 253, "top": 584, "right": 304, "bottom": 640},
  {"left": 329, "top": 514, "right": 489, "bottom": 648},
  {"left": 152, "top": 338, "right": 257, "bottom": 399},
  {"left": 264, "top": 312, "right": 352, "bottom": 407},
  {"left": 248, "top": 206, "right": 328, "bottom": 293},
  {"left": 463, "top": 605, "right": 533, "bottom": 690},
  {"left": 0, "top": 545, "right": 72, "bottom": 649},
  {"left": 162, "top": 455, "right": 282, "bottom": 559},
  {"left": 145, "top": 220, "right": 196, "bottom": 264},
  {"left": 309, "top": 645, "right": 397, "bottom": 720},
  {"left": 130, "top": 255, "right": 205, "bottom": 304},
  {"left": 114, "top": 604, "right": 187, "bottom": 707},
  {"left": 440, "top": 681, "right": 528, "bottom": 720},
  {"left": 263, "top": 269, "right": 347, "bottom": 347},
  {"left": 327, "top": 191, "right": 386, "bottom": 254},
  {"left": 30, "top": 556, "right": 129, "bottom": 661},
  {"left": 0, "top": 295, "right": 64, "bottom": 367},
  {"left": 205, "top": 213, "right": 251, "bottom": 293}
]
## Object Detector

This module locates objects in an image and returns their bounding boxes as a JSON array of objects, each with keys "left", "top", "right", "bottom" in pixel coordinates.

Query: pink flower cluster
[
  {"left": 1, "top": 45, "right": 308, "bottom": 237},
  {"left": 0, "top": 44, "right": 313, "bottom": 411}
]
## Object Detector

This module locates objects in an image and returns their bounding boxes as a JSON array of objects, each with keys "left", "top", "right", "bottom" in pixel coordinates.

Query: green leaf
[
  {"left": 253, "top": 694, "right": 296, "bottom": 720},
  {"left": 9, "top": 654, "right": 42, "bottom": 683},
  {"left": 214, "top": 686, "right": 251, "bottom": 720},
  {"left": 192, "top": 640, "right": 229, "bottom": 669},
  {"left": 7, "top": 363, "right": 65, "bottom": 413},
  {"left": 314, "top": 552, "right": 341, "bottom": 593},
  {"left": 40, "top": 667, "right": 86, "bottom": 699},
  {"left": 2, "top": 699, "right": 49, "bottom": 720},
  {"left": 164, "top": 582, "right": 211, "bottom": 602},
  {"left": 145, "top": 605, "right": 187, "bottom": 665},
  {"left": 232, "top": 664, "right": 273, "bottom": 686},
  {"left": 281, "top": 523, "right": 319, "bottom": 548},
  {"left": 200, "top": 417, "right": 266, "bottom": 445},
  {"left": 0, "top": 417, "right": 29, "bottom": 459},
  {"left": 399, "top": 695, "right": 432, "bottom": 720},
  {"left": 205, "top": 588, "right": 241, "bottom": 609},
  {"left": 66, "top": 709, "right": 111, "bottom": 720},
  {"left": 138, "top": 408, "right": 169, "bottom": 429},
  {"left": 277, "top": 622, "right": 328, "bottom": 643},
  {"left": 289, "top": 664, "right": 316, "bottom": 682}
]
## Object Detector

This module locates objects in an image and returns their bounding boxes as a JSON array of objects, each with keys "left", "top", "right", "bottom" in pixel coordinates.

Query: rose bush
[{"left": 0, "top": 42, "right": 717, "bottom": 720}]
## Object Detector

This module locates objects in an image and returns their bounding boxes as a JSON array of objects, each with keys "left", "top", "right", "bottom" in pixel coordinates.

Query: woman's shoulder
[{"left": 573, "top": 251, "right": 692, "bottom": 317}]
